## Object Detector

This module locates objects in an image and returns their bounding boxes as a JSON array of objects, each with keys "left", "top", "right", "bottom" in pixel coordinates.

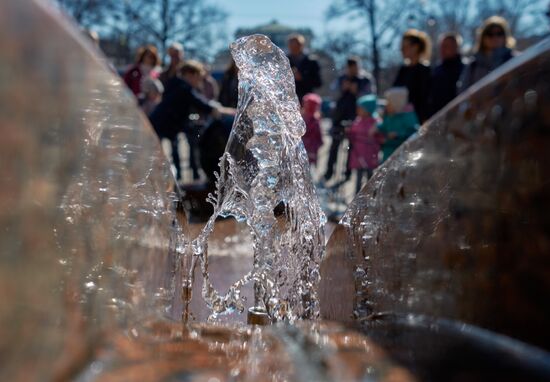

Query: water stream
[{"left": 186, "top": 35, "right": 326, "bottom": 323}]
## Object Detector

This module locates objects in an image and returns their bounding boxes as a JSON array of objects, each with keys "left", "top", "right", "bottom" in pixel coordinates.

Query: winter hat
[
  {"left": 357, "top": 94, "right": 378, "bottom": 116},
  {"left": 302, "top": 92, "right": 322, "bottom": 107},
  {"left": 384, "top": 87, "right": 409, "bottom": 113}
]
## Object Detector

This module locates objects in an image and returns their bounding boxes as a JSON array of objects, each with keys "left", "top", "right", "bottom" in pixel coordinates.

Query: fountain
[
  {"left": 0, "top": 1, "right": 411, "bottom": 381},
  {"left": 2, "top": 0, "right": 550, "bottom": 380},
  {"left": 319, "top": 37, "right": 550, "bottom": 380},
  {"left": 186, "top": 34, "right": 326, "bottom": 324},
  {"left": 0, "top": 1, "right": 185, "bottom": 379}
]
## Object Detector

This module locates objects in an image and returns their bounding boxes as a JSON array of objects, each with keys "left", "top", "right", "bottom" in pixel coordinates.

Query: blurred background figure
[
  {"left": 287, "top": 33, "right": 322, "bottom": 103},
  {"left": 324, "top": 57, "right": 375, "bottom": 182},
  {"left": 123, "top": 45, "right": 160, "bottom": 98},
  {"left": 301, "top": 93, "right": 324, "bottom": 168},
  {"left": 346, "top": 94, "right": 382, "bottom": 193},
  {"left": 379, "top": 87, "right": 419, "bottom": 162},
  {"left": 185, "top": 64, "right": 220, "bottom": 180},
  {"left": 428, "top": 33, "right": 464, "bottom": 117},
  {"left": 393, "top": 29, "right": 432, "bottom": 124},
  {"left": 211, "top": 59, "right": 239, "bottom": 174},
  {"left": 200, "top": 64, "right": 220, "bottom": 101},
  {"left": 218, "top": 59, "right": 239, "bottom": 108},
  {"left": 149, "top": 61, "right": 218, "bottom": 181},
  {"left": 160, "top": 42, "right": 184, "bottom": 85},
  {"left": 140, "top": 77, "right": 164, "bottom": 116},
  {"left": 460, "top": 16, "right": 517, "bottom": 91}
]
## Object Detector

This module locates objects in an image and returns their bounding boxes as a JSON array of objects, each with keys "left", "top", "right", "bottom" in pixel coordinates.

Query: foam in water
[{"left": 187, "top": 35, "right": 326, "bottom": 322}]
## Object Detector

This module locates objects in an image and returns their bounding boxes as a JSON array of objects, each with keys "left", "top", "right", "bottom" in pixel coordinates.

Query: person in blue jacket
[{"left": 379, "top": 87, "right": 419, "bottom": 162}]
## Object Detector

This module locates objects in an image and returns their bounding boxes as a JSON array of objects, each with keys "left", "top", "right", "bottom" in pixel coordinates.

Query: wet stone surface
[
  {"left": 322, "top": 38, "right": 550, "bottom": 351},
  {"left": 1, "top": 1, "right": 182, "bottom": 380}
]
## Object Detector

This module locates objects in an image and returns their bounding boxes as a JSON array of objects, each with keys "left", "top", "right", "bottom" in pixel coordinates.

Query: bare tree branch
[{"left": 54, "top": 0, "right": 227, "bottom": 62}]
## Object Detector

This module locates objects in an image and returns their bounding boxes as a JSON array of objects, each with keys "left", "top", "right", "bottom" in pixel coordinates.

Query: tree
[
  {"left": 420, "top": 0, "right": 548, "bottom": 50},
  {"left": 326, "top": 0, "right": 418, "bottom": 91},
  {"left": 55, "top": 0, "right": 118, "bottom": 28},
  {"left": 322, "top": 31, "right": 366, "bottom": 68},
  {"left": 326, "top": 0, "right": 549, "bottom": 90},
  {"left": 472, "top": 0, "right": 547, "bottom": 36},
  {"left": 121, "top": 0, "right": 227, "bottom": 62}
]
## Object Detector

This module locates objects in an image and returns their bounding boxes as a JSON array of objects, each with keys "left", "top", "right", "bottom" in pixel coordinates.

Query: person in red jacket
[
  {"left": 301, "top": 93, "right": 323, "bottom": 167},
  {"left": 123, "top": 45, "right": 160, "bottom": 98}
]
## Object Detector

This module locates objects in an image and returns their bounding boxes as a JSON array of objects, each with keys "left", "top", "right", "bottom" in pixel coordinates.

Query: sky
[
  {"left": 213, "top": 0, "right": 339, "bottom": 44},
  {"left": 211, "top": 0, "right": 550, "bottom": 47}
]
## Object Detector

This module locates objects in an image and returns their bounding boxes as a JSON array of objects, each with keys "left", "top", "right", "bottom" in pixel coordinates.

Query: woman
[
  {"left": 393, "top": 29, "right": 432, "bottom": 124},
  {"left": 218, "top": 59, "right": 239, "bottom": 108},
  {"left": 460, "top": 16, "right": 517, "bottom": 91},
  {"left": 123, "top": 45, "right": 160, "bottom": 98}
]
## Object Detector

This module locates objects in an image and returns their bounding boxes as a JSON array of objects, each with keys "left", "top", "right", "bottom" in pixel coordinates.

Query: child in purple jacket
[{"left": 347, "top": 94, "right": 382, "bottom": 193}]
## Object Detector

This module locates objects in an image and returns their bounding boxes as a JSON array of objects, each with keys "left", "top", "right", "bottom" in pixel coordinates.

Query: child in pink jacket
[
  {"left": 347, "top": 94, "right": 382, "bottom": 193},
  {"left": 301, "top": 93, "right": 324, "bottom": 166}
]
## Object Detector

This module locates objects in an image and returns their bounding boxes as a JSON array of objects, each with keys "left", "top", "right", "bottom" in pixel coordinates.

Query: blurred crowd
[{"left": 113, "top": 15, "right": 519, "bottom": 194}]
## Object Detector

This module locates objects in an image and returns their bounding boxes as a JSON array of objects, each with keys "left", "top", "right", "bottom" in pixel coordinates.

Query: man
[
  {"left": 150, "top": 61, "right": 232, "bottom": 181},
  {"left": 428, "top": 33, "right": 464, "bottom": 117},
  {"left": 159, "top": 42, "right": 184, "bottom": 85},
  {"left": 287, "top": 34, "right": 322, "bottom": 103},
  {"left": 324, "top": 57, "right": 375, "bottom": 182}
]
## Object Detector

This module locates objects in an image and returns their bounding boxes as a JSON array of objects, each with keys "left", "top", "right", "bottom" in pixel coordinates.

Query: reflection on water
[
  {"left": 178, "top": 219, "right": 254, "bottom": 324},
  {"left": 76, "top": 321, "right": 415, "bottom": 382}
]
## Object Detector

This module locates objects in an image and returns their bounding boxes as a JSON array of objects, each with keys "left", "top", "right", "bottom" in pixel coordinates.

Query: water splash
[{"left": 188, "top": 34, "right": 326, "bottom": 322}]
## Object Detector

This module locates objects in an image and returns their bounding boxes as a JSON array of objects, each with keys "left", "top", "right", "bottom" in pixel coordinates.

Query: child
[
  {"left": 379, "top": 87, "right": 419, "bottom": 162},
  {"left": 346, "top": 94, "right": 382, "bottom": 193},
  {"left": 301, "top": 93, "right": 323, "bottom": 166}
]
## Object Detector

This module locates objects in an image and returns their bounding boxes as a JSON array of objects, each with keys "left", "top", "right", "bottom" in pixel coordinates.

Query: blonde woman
[
  {"left": 123, "top": 45, "right": 160, "bottom": 97},
  {"left": 460, "top": 16, "right": 517, "bottom": 91},
  {"left": 393, "top": 29, "right": 432, "bottom": 123}
]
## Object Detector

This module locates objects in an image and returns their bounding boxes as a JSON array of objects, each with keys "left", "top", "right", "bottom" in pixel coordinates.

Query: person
[
  {"left": 200, "top": 65, "right": 219, "bottom": 101},
  {"left": 428, "top": 33, "right": 465, "bottom": 117},
  {"left": 182, "top": 64, "right": 220, "bottom": 180},
  {"left": 393, "top": 29, "right": 432, "bottom": 124},
  {"left": 218, "top": 59, "right": 239, "bottom": 108},
  {"left": 159, "top": 42, "right": 184, "bottom": 85},
  {"left": 216, "top": 59, "right": 239, "bottom": 165},
  {"left": 198, "top": 118, "right": 231, "bottom": 184},
  {"left": 459, "top": 16, "right": 517, "bottom": 91},
  {"left": 287, "top": 34, "right": 322, "bottom": 103},
  {"left": 324, "top": 57, "right": 375, "bottom": 182},
  {"left": 346, "top": 94, "right": 382, "bottom": 193},
  {"left": 378, "top": 87, "right": 419, "bottom": 162},
  {"left": 123, "top": 45, "right": 160, "bottom": 98},
  {"left": 139, "top": 77, "right": 164, "bottom": 116},
  {"left": 301, "top": 93, "right": 324, "bottom": 166},
  {"left": 149, "top": 60, "right": 233, "bottom": 181}
]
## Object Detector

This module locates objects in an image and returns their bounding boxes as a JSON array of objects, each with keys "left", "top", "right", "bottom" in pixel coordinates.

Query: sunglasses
[{"left": 485, "top": 29, "right": 505, "bottom": 38}]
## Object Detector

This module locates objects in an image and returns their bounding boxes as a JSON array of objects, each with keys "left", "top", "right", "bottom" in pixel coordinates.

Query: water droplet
[{"left": 84, "top": 281, "right": 97, "bottom": 291}]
